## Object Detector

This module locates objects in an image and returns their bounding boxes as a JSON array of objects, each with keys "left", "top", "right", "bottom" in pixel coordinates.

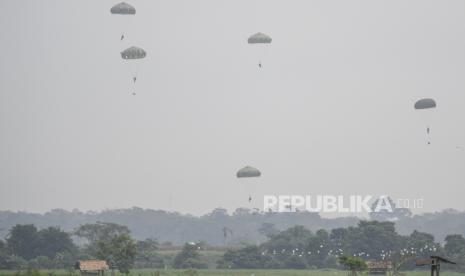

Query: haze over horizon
[{"left": 1, "top": 0, "right": 465, "bottom": 216}]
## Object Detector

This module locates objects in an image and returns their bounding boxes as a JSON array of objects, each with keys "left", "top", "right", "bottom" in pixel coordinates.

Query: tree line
[
  {"left": 1, "top": 221, "right": 465, "bottom": 273},
  {"left": 3, "top": 207, "right": 465, "bottom": 246},
  {"left": 216, "top": 221, "right": 465, "bottom": 271}
]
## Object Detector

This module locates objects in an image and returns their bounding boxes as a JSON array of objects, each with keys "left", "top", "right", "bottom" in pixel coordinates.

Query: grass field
[{"left": 2, "top": 270, "right": 465, "bottom": 276}]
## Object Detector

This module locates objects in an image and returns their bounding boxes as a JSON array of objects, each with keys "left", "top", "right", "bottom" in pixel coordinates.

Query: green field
[{"left": 2, "top": 270, "right": 465, "bottom": 276}]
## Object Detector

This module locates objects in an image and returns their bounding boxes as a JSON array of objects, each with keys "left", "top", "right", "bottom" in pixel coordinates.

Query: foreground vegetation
[{"left": 2, "top": 270, "right": 465, "bottom": 276}]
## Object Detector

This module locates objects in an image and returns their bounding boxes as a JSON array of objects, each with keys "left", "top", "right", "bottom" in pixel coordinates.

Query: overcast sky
[{"left": 1, "top": 0, "right": 465, "bottom": 216}]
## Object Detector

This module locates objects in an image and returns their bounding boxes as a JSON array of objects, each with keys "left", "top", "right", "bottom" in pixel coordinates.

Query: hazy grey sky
[{"left": 1, "top": 0, "right": 465, "bottom": 216}]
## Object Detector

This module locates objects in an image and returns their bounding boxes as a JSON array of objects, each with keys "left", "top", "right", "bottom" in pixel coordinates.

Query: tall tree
[
  {"left": 220, "top": 245, "right": 269, "bottom": 269},
  {"left": 75, "top": 222, "right": 130, "bottom": 243},
  {"left": 257, "top": 223, "right": 279, "bottom": 239},
  {"left": 347, "top": 221, "right": 401, "bottom": 258},
  {"left": 37, "top": 227, "right": 77, "bottom": 258},
  {"left": 75, "top": 222, "right": 136, "bottom": 274},
  {"left": 173, "top": 243, "right": 208, "bottom": 269},
  {"left": 6, "top": 224, "right": 39, "bottom": 260},
  {"left": 135, "top": 239, "right": 164, "bottom": 269},
  {"left": 445, "top": 234, "right": 465, "bottom": 257},
  {"left": 96, "top": 233, "right": 137, "bottom": 274},
  {"left": 75, "top": 222, "right": 130, "bottom": 257}
]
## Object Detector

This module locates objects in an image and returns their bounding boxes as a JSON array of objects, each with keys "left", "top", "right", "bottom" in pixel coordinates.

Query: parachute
[
  {"left": 248, "top": 33, "right": 272, "bottom": 68},
  {"left": 237, "top": 166, "right": 261, "bottom": 204},
  {"left": 111, "top": 2, "right": 136, "bottom": 15},
  {"left": 237, "top": 166, "right": 261, "bottom": 178},
  {"left": 414, "top": 98, "right": 436, "bottom": 145},
  {"left": 414, "top": 98, "right": 436, "bottom": 110},
  {"left": 121, "top": 46, "right": 146, "bottom": 59},
  {"left": 248, "top": 33, "right": 272, "bottom": 44},
  {"left": 110, "top": 2, "right": 136, "bottom": 41},
  {"left": 121, "top": 46, "right": 146, "bottom": 95}
]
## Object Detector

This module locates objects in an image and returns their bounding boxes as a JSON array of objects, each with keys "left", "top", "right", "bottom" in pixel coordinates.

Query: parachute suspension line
[
  {"left": 131, "top": 72, "right": 138, "bottom": 96},
  {"left": 132, "top": 76, "right": 137, "bottom": 96},
  {"left": 427, "top": 126, "right": 430, "bottom": 145}
]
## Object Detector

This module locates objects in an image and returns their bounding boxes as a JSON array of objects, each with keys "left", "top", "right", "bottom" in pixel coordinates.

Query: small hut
[
  {"left": 415, "top": 256, "right": 456, "bottom": 276},
  {"left": 366, "top": 260, "right": 393, "bottom": 275},
  {"left": 75, "top": 260, "right": 109, "bottom": 276}
]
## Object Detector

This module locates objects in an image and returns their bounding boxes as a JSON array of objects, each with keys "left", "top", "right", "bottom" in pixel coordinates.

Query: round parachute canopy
[
  {"left": 111, "top": 2, "right": 136, "bottom": 15},
  {"left": 121, "top": 46, "right": 146, "bottom": 59},
  {"left": 248, "top": 33, "right": 272, "bottom": 44},
  {"left": 414, "top": 98, "right": 436, "bottom": 109},
  {"left": 237, "top": 166, "right": 261, "bottom": 178}
]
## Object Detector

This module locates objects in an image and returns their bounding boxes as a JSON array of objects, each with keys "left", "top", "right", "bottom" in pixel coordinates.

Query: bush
[
  {"left": 0, "top": 253, "right": 27, "bottom": 270},
  {"left": 173, "top": 243, "right": 208, "bottom": 269},
  {"left": 338, "top": 255, "right": 367, "bottom": 276},
  {"left": 28, "top": 256, "right": 53, "bottom": 269},
  {"left": 179, "top": 269, "right": 198, "bottom": 276},
  {"left": 220, "top": 245, "right": 271, "bottom": 269}
]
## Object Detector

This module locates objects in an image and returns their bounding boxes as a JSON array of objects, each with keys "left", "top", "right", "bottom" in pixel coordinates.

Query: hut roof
[
  {"left": 76, "top": 260, "right": 109, "bottom": 271},
  {"left": 366, "top": 261, "right": 393, "bottom": 269}
]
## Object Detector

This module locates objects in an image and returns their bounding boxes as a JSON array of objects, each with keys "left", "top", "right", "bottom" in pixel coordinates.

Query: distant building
[
  {"left": 75, "top": 260, "right": 109, "bottom": 276},
  {"left": 416, "top": 256, "right": 456, "bottom": 276}
]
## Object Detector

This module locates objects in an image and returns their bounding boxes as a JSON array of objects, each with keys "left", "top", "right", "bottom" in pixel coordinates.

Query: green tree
[
  {"left": 173, "top": 243, "right": 208, "bottom": 269},
  {"left": 330, "top": 228, "right": 349, "bottom": 252},
  {"left": 445, "top": 234, "right": 465, "bottom": 257},
  {"left": 0, "top": 240, "right": 5, "bottom": 252},
  {"left": 37, "top": 227, "right": 77, "bottom": 258},
  {"left": 257, "top": 223, "right": 279, "bottom": 239},
  {"left": 388, "top": 249, "right": 416, "bottom": 276},
  {"left": 135, "top": 239, "right": 164, "bottom": 269},
  {"left": 52, "top": 251, "right": 77, "bottom": 269},
  {"left": 75, "top": 222, "right": 130, "bottom": 256},
  {"left": 6, "top": 224, "right": 40, "bottom": 260},
  {"left": 338, "top": 255, "right": 367, "bottom": 276},
  {"left": 220, "top": 245, "right": 271, "bottom": 269},
  {"left": 28, "top": 255, "right": 53, "bottom": 269},
  {"left": 101, "top": 233, "right": 137, "bottom": 274},
  {"left": 405, "top": 230, "right": 439, "bottom": 258},
  {"left": 0, "top": 253, "right": 26, "bottom": 270},
  {"left": 75, "top": 223, "right": 136, "bottom": 274},
  {"left": 306, "top": 229, "right": 334, "bottom": 268},
  {"left": 346, "top": 221, "right": 402, "bottom": 258},
  {"left": 262, "top": 225, "right": 313, "bottom": 252}
]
